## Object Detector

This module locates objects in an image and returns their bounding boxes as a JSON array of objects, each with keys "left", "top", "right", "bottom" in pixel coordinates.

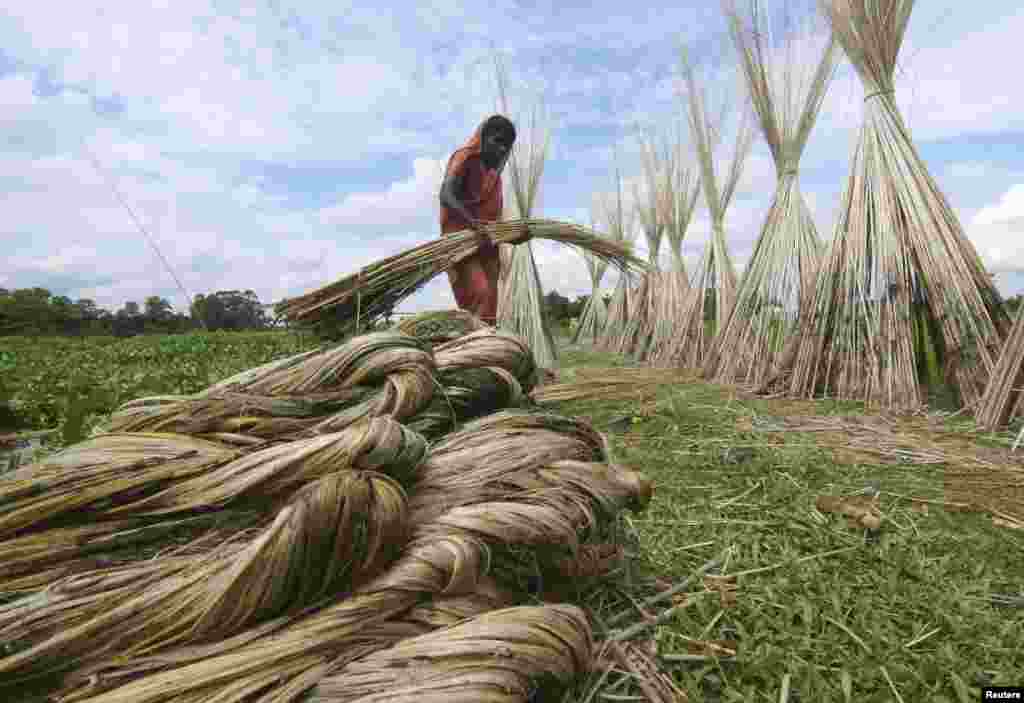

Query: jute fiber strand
[
  {"left": 99, "top": 418, "right": 426, "bottom": 517},
  {"left": 571, "top": 211, "right": 610, "bottom": 345},
  {"left": 0, "top": 433, "right": 242, "bottom": 538},
  {"left": 0, "top": 534, "right": 237, "bottom": 659},
  {"left": 595, "top": 166, "right": 640, "bottom": 352},
  {"left": 203, "top": 333, "right": 435, "bottom": 399},
  {"left": 0, "top": 471, "right": 407, "bottom": 685},
  {"left": 762, "top": 0, "right": 1008, "bottom": 410},
  {"left": 666, "top": 49, "right": 754, "bottom": 370},
  {"left": 404, "top": 329, "right": 537, "bottom": 439},
  {"left": 274, "top": 219, "right": 648, "bottom": 333},
  {"left": 303, "top": 576, "right": 520, "bottom": 683},
  {"left": 0, "top": 419, "right": 423, "bottom": 541},
  {"left": 493, "top": 62, "right": 558, "bottom": 369},
  {"left": 393, "top": 310, "right": 488, "bottom": 345},
  {"left": 58, "top": 432, "right": 647, "bottom": 703},
  {"left": 409, "top": 458, "right": 651, "bottom": 527},
  {"left": 111, "top": 328, "right": 539, "bottom": 445},
  {"left": 704, "top": 1, "right": 835, "bottom": 387},
  {"left": 432, "top": 328, "right": 538, "bottom": 391},
  {"left": 106, "top": 390, "right": 382, "bottom": 441},
  {"left": 0, "top": 510, "right": 260, "bottom": 594},
  {"left": 304, "top": 605, "right": 592, "bottom": 703},
  {"left": 414, "top": 410, "right": 609, "bottom": 490},
  {"left": 977, "top": 303, "right": 1024, "bottom": 429}
]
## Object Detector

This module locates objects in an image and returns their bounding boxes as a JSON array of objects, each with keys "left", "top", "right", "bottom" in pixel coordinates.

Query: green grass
[
  {"left": 0, "top": 330, "right": 321, "bottom": 446},
  {"left": 552, "top": 342, "right": 1024, "bottom": 702}
]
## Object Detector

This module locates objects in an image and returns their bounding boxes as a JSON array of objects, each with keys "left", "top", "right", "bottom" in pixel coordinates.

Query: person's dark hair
[{"left": 482, "top": 114, "right": 516, "bottom": 144}]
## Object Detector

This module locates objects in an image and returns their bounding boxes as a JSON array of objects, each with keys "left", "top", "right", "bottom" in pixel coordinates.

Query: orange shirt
[{"left": 440, "top": 127, "right": 504, "bottom": 235}]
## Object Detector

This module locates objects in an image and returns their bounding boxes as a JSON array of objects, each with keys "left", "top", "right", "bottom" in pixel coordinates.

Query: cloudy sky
[{"left": 3, "top": 0, "right": 1024, "bottom": 316}]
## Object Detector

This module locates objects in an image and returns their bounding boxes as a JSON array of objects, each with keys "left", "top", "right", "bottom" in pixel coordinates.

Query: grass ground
[
  {"left": 545, "top": 341, "right": 1024, "bottom": 702},
  {"left": 2, "top": 330, "right": 1022, "bottom": 700}
]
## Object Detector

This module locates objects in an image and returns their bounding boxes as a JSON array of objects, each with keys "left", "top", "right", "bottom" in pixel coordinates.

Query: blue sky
[{"left": 3, "top": 0, "right": 1024, "bottom": 315}]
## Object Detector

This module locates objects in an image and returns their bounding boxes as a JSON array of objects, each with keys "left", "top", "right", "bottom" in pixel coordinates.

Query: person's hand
[
  {"left": 469, "top": 219, "right": 494, "bottom": 247},
  {"left": 507, "top": 224, "right": 531, "bottom": 246}
]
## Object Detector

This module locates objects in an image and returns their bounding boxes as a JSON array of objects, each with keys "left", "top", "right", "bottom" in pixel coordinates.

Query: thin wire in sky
[{"left": 82, "top": 147, "right": 207, "bottom": 329}]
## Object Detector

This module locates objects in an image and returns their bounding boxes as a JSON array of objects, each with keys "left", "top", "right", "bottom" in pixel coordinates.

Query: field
[{"left": 2, "top": 330, "right": 1023, "bottom": 700}]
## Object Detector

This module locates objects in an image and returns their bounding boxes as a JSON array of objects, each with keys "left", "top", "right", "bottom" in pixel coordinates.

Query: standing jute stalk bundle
[
  {"left": 493, "top": 59, "right": 559, "bottom": 370},
  {"left": 617, "top": 135, "right": 668, "bottom": 360},
  {"left": 646, "top": 137, "right": 702, "bottom": 366},
  {"left": 596, "top": 164, "right": 640, "bottom": 352},
  {"left": 640, "top": 128, "right": 702, "bottom": 364},
  {"left": 54, "top": 427, "right": 648, "bottom": 703},
  {"left": 977, "top": 303, "right": 1024, "bottom": 430},
  {"left": 666, "top": 49, "right": 754, "bottom": 370},
  {"left": 761, "top": 0, "right": 1008, "bottom": 409},
  {"left": 571, "top": 211, "right": 611, "bottom": 345},
  {"left": 273, "top": 219, "right": 647, "bottom": 334},
  {"left": 704, "top": 0, "right": 836, "bottom": 386},
  {"left": 0, "top": 471, "right": 408, "bottom": 687}
]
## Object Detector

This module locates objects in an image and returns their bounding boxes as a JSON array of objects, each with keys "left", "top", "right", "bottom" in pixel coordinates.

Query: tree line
[
  {"left": 5, "top": 285, "right": 1020, "bottom": 338},
  {"left": 0, "top": 287, "right": 278, "bottom": 337}
]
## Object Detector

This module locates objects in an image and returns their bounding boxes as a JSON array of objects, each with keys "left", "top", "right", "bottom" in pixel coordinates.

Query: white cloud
[
  {"left": 318, "top": 157, "right": 447, "bottom": 227},
  {"left": 968, "top": 184, "right": 1024, "bottom": 274}
]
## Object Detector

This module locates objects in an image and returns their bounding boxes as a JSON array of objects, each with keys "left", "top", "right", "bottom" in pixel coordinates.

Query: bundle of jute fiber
[
  {"left": 0, "top": 510, "right": 261, "bottom": 595},
  {"left": 273, "top": 218, "right": 648, "bottom": 333},
  {"left": 203, "top": 332, "right": 436, "bottom": 399},
  {"left": 530, "top": 366, "right": 693, "bottom": 405},
  {"left": 761, "top": 0, "right": 1008, "bottom": 409},
  {"left": 393, "top": 310, "right": 488, "bottom": 346},
  {"left": 403, "top": 329, "right": 538, "bottom": 439},
  {"left": 977, "top": 303, "right": 1024, "bottom": 430},
  {"left": 108, "top": 328, "right": 536, "bottom": 446},
  {"left": 105, "top": 333, "right": 438, "bottom": 443},
  {"left": 409, "top": 458, "right": 651, "bottom": 527},
  {"left": 0, "top": 433, "right": 242, "bottom": 538},
  {"left": 303, "top": 576, "right": 520, "bottom": 682},
  {"left": 105, "top": 391, "right": 382, "bottom": 443},
  {"left": 56, "top": 432, "right": 648, "bottom": 703},
  {"left": 432, "top": 328, "right": 538, "bottom": 390},
  {"left": 304, "top": 605, "right": 592, "bottom": 703},
  {"left": 406, "top": 366, "right": 525, "bottom": 440},
  {"left": 665, "top": 48, "right": 753, "bottom": 370},
  {"left": 0, "top": 418, "right": 423, "bottom": 537},
  {"left": 703, "top": 0, "right": 835, "bottom": 387},
  {"left": 0, "top": 471, "right": 408, "bottom": 688},
  {"left": 413, "top": 410, "right": 609, "bottom": 490}
]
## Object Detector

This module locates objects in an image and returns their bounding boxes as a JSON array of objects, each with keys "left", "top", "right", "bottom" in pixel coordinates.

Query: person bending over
[{"left": 439, "top": 114, "right": 531, "bottom": 325}]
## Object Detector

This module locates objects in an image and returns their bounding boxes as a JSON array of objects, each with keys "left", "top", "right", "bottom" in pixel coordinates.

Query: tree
[
  {"left": 542, "top": 290, "right": 572, "bottom": 324},
  {"left": 144, "top": 296, "right": 174, "bottom": 322},
  {"left": 191, "top": 290, "right": 269, "bottom": 331}
]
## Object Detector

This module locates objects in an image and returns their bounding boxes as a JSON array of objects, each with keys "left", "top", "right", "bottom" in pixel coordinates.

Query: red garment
[{"left": 440, "top": 118, "right": 507, "bottom": 325}]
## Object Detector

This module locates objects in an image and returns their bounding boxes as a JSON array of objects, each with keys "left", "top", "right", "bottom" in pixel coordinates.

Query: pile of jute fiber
[{"left": 0, "top": 314, "right": 653, "bottom": 703}]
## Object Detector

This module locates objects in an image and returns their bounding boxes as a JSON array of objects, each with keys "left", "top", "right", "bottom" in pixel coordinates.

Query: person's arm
[{"left": 440, "top": 169, "right": 491, "bottom": 245}]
